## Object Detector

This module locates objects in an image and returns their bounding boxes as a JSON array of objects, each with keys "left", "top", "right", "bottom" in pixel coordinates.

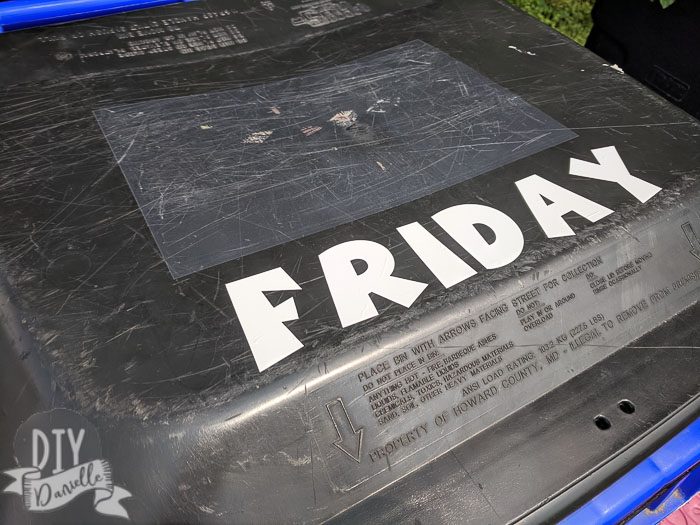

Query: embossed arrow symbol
[
  {"left": 326, "top": 398, "right": 363, "bottom": 463},
  {"left": 681, "top": 222, "right": 700, "bottom": 262}
]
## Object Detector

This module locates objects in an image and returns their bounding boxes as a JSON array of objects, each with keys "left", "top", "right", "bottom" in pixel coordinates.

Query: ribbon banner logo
[{"left": 2, "top": 408, "right": 131, "bottom": 520}]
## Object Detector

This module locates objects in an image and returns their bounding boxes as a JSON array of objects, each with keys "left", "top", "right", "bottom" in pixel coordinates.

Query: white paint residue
[
  {"left": 376, "top": 161, "right": 386, "bottom": 171},
  {"left": 603, "top": 63, "right": 624, "bottom": 74},
  {"left": 366, "top": 97, "right": 400, "bottom": 113},
  {"left": 278, "top": 451, "right": 311, "bottom": 466},
  {"left": 366, "top": 99, "right": 389, "bottom": 113},
  {"left": 157, "top": 193, "right": 165, "bottom": 220},
  {"left": 329, "top": 110, "right": 357, "bottom": 126},
  {"left": 200, "top": 124, "right": 213, "bottom": 130},
  {"left": 242, "top": 130, "right": 273, "bottom": 144},
  {"left": 508, "top": 45, "right": 537, "bottom": 56},
  {"left": 301, "top": 125, "right": 322, "bottom": 137},
  {"left": 269, "top": 106, "right": 281, "bottom": 115}
]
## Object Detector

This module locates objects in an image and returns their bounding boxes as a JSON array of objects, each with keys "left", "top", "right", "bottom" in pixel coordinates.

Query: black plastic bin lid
[{"left": 0, "top": 1, "right": 698, "bottom": 523}]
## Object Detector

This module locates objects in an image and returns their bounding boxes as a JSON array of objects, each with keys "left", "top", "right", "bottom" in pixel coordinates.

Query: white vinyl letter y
[{"left": 569, "top": 146, "right": 661, "bottom": 203}]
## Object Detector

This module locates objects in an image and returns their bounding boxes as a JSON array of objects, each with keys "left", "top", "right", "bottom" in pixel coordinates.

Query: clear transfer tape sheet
[{"left": 95, "top": 40, "right": 577, "bottom": 278}]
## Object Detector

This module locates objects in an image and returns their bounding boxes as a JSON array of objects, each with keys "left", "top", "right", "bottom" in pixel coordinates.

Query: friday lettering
[{"left": 225, "top": 146, "right": 661, "bottom": 371}]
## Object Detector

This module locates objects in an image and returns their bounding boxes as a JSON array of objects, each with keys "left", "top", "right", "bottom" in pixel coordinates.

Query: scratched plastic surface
[
  {"left": 0, "top": 0, "right": 431, "bottom": 85},
  {"left": 1, "top": 0, "right": 700, "bottom": 523},
  {"left": 95, "top": 40, "right": 576, "bottom": 277}
]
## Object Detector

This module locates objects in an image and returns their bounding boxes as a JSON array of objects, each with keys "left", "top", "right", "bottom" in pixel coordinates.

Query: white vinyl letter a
[
  {"left": 319, "top": 240, "right": 428, "bottom": 328},
  {"left": 515, "top": 175, "right": 614, "bottom": 238},
  {"left": 226, "top": 268, "right": 302, "bottom": 371}
]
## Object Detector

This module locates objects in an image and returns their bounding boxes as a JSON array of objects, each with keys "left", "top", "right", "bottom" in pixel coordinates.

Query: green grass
[{"left": 504, "top": 0, "right": 595, "bottom": 45}]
